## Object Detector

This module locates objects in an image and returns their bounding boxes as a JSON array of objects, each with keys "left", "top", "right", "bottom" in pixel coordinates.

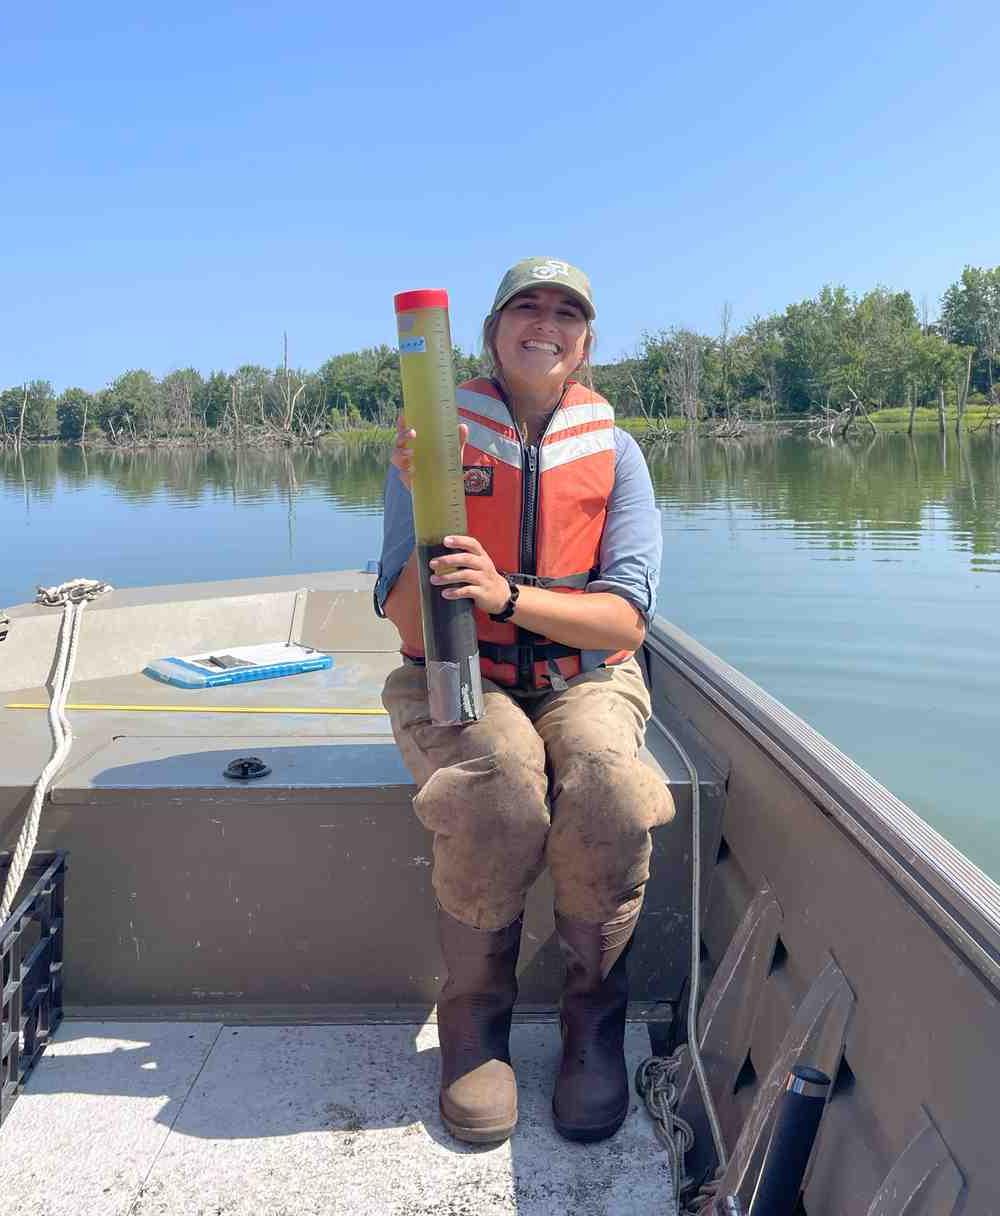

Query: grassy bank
[
  {"left": 865, "top": 405, "right": 995, "bottom": 431},
  {"left": 619, "top": 406, "right": 997, "bottom": 436},
  {"left": 326, "top": 425, "right": 395, "bottom": 444},
  {"left": 615, "top": 417, "right": 692, "bottom": 438}
]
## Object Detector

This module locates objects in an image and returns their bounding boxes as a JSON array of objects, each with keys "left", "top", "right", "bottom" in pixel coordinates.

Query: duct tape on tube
[{"left": 427, "top": 658, "right": 484, "bottom": 726}]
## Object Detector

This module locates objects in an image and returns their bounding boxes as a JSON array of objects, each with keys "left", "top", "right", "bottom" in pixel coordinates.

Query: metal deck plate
[{"left": 0, "top": 1020, "right": 675, "bottom": 1215}]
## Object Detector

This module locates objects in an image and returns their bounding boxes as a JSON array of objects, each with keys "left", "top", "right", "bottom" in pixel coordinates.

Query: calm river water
[{"left": 2, "top": 432, "right": 998, "bottom": 879}]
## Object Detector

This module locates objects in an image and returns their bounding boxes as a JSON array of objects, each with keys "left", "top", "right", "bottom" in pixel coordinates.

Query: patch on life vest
[{"left": 463, "top": 465, "right": 494, "bottom": 496}]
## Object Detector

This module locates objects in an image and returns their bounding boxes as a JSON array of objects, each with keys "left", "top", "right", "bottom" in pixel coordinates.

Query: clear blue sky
[{"left": 3, "top": 1, "right": 998, "bottom": 392}]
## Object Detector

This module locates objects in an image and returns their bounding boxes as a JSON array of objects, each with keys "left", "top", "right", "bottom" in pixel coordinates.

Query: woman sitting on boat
[{"left": 375, "top": 257, "right": 674, "bottom": 1146}]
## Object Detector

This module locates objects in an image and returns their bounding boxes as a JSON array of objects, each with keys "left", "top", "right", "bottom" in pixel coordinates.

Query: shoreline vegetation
[
  {"left": 3, "top": 267, "right": 998, "bottom": 451},
  {"left": 1, "top": 406, "right": 997, "bottom": 455}
]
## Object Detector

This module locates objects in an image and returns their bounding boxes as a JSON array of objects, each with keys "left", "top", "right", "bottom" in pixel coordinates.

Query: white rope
[
  {"left": 636, "top": 1052, "right": 695, "bottom": 1202},
  {"left": 672, "top": 717, "right": 728, "bottom": 1167},
  {"left": 634, "top": 714, "right": 729, "bottom": 1211},
  {"left": 636, "top": 1050, "right": 724, "bottom": 1211},
  {"left": 0, "top": 579, "right": 112, "bottom": 925}
]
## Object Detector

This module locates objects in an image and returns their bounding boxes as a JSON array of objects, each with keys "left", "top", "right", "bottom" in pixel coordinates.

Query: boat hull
[{"left": 2, "top": 571, "right": 997, "bottom": 1209}]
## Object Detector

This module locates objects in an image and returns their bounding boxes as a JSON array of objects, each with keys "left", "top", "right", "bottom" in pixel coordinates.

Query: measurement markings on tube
[{"left": 428, "top": 309, "right": 465, "bottom": 507}]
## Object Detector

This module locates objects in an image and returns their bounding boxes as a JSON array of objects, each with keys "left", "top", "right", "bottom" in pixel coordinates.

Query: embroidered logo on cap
[{"left": 531, "top": 259, "right": 571, "bottom": 281}]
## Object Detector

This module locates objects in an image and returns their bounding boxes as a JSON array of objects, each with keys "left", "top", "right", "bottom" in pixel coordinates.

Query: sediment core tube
[{"left": 394, "top": 289, "right": 484, "bottom": 725}]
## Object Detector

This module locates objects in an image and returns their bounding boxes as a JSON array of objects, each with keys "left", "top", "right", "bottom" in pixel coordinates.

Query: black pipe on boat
[
  {"left": 709, "top": 1197, "right": 745, "bottom": 1215},
  {"left": 746, "top": 1065, "right": 831, "bottom": 1216}
]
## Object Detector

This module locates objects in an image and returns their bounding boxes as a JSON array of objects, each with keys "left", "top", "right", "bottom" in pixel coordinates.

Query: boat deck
[
  {"left": 1, "top": 1019, "right": 674, "bottom": 1216},
  {"left": 0, "top": 574, "right": 682, "bottom": 1213},
  {"left": 0, "top": 650, "right": 403, "bottom": 795},
  {"left": 0, "top": 572, "right": 400, "bottom": 780}
]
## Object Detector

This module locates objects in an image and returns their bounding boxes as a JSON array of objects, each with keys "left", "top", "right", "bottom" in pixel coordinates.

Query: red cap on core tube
[{"left": 394, "top": 289, "right": 449, "bottom": 313}]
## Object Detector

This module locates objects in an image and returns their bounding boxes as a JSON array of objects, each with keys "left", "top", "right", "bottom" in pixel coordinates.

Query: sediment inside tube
[{"left": 417, "top": 540, "right": 480, "bottom": 663}]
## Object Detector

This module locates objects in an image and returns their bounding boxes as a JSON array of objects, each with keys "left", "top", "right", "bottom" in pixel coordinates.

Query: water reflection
[
  {"left": 4, "top": 431, "right": 999, "bottom": 564},
  {"left": 642, "top": 430, "right": 1000, "bottom": 566},
  {"left": 2, "top": 441, "right": 389, "bottom": 513}
]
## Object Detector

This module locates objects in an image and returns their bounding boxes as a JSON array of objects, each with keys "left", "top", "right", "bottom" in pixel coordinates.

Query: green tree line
[
  {"left": 2, "top": 266, "right": 997, "bottom": 446},
  {"left": 593, "top": 268, "right": 997, "bottom": 425}
]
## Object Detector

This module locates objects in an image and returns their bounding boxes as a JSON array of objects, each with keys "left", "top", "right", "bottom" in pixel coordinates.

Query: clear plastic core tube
[{"left": 394, "top": 289, "right": 484, "bottom": 724}]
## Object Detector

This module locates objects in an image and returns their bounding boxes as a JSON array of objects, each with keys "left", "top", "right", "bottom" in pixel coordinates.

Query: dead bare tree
[
  {"left": 906, "top": 381, "right": 918, "bottom": 437},
  {"left": 710, "top": 415, "right": 745, "bottom": 439},
  {"left": 276, "top": 332, "right": 306, "bottom": 439},
  {"left": 162, "top": 373, "right": 195, "bottom": 439},
  {"left": 809, "top": 388, "right": 876, "bottom": 441},
  {"left": 718, "top": 302, "right": 733, "bottom": 419},
  {"left": 971, "top": 396, "right": 1000, "bottom": 432},
  {"left": 844, "top": 387, "right": 878, "bottom": 436},
  {"left": 296, "top": 385, "right": 330, "bottom": 445},
  {"left": 664, "top": 330, "right": 703, "bottom": 426},
  {"left": 224, "top": 372, "right": 269, "bottom": 446},
  {"left": 955, "top": 349, "right": 973, "bottom": 434},
  {"left": 624, "top": 367, "right": 651, "bottom": 420},
  {"left": 752, "top": 360, "right": 780, "bottom": 422},
  {"left": 978, "top": 291, "right": 1000, "bottom": 405},
  {"left": 225, "top": 380, "right": 243, "bottom": 444},
  {"left": 15, "top": 384, "right": 28, "bottom": 451}
]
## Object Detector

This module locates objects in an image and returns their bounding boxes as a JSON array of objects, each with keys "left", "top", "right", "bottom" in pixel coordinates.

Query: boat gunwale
[{"left": 646, "top": 616, "right": 1000, "bottom": 992}]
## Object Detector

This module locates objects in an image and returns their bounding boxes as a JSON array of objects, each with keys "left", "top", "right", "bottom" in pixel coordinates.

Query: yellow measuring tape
[{"left": 5, "top": 703, "right": 387, "bottom": 715}]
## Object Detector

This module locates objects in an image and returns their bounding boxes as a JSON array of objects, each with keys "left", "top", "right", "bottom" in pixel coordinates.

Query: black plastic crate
[{"left": 0, "top": 850, "right": 67, "bottom": 1129}]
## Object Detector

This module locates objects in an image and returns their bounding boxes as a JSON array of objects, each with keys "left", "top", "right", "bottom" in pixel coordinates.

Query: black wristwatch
[{"left": 488, "top": 577, "right": 520, "bottom": 622}]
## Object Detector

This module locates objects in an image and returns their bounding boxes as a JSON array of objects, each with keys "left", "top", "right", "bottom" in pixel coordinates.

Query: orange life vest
[{"left": 405, "top": 376, "right": 631, "bottom": 691}]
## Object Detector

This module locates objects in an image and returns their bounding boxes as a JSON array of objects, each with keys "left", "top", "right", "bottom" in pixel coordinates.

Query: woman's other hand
[
  {"left": 391, "top": 416, "right": 468, "bottom": 492},
  {"left": 390, "top": 415, "right": 417, "bottom": 490},
  {"left": 429, "top": 536, "right": 510, "bottom": 616}
]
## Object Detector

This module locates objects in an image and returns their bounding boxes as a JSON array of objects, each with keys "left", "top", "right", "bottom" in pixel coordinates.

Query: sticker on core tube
[{"left": 399, "top": 336, "right": 427, "bottom": 354}]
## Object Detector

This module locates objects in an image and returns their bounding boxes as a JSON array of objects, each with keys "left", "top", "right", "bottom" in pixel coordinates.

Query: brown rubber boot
[
  {"left": 436, "top": 906, "right": 522, "bottom": 1144},
  {"left": 552, "top": 905, "right": 641, "bottom": 1143}
]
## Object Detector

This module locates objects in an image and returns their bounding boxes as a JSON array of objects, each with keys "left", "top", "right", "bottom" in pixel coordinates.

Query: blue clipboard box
[{"left": 144, "top": 642, "right": 333, "bottom": 689}]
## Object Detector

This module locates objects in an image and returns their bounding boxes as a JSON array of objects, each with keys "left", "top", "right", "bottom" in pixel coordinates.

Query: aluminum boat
[{"left": 1, "top": 570, "right": 996, "bottom": 1213}]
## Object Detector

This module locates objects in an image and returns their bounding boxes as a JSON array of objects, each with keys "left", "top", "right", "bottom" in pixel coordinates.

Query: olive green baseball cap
[{"left": 490, "top": 257, "right": 596, "bottom": 320}]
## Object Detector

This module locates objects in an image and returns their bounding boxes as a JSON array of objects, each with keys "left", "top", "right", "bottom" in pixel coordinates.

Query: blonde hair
[{"left": 480, "top": 306, "right": 596, "bottom": 390}]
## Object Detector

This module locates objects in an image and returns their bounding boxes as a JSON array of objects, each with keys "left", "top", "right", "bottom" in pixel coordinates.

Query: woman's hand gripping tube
[{"left": 394, "top": 289, "right": 485, "bottom": 725}]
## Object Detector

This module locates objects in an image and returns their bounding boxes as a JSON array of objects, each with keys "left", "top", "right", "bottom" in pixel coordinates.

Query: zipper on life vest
[
  {"left": 502, "top": 381, "right": 564, "bottom": 689},
  {"left": 521, "top": 443, "right": 539, "bottom": 575},
  {"left": 516, "top": 441, "right": 539, "bottom": 686}
]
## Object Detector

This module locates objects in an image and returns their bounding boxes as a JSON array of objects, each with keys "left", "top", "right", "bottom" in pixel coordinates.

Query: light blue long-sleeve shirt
[{"left": 374, "top": 427, "right": 662, "bottom": 649}]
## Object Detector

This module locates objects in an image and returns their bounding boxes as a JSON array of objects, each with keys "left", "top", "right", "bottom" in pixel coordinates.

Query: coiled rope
[
  {"left": 634, "top": 714, "right": 729, "bottom": 1213},
  {"left": 636, "top": 1050, "right": 724, "bottom": 1211},
  {"left": 0, "top": 579, "right": 112, "bottom": 924}
]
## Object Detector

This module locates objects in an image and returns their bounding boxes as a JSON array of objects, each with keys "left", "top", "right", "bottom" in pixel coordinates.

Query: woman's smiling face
[{"left": 492, "top": 286, "right": 590, "bottom": 392}]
